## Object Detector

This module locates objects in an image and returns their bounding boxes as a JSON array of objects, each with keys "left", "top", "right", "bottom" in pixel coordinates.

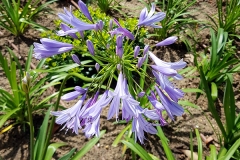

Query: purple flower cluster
[{"left": 33, "top": 0, "right": 187, "bottom": 143}]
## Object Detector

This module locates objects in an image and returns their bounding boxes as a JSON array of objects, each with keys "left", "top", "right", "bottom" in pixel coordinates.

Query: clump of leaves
[{"left": 0, "top": 0, "right": 56, "bottom": 36}]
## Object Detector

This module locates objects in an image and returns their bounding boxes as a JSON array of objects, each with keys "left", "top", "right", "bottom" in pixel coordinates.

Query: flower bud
[
  {"left": 87, "top": 40, "right": 94, "bottom": 55},
  {"left": 95, "top": 63, "right": 100, "bottom": 72},
  {"left": 134, "top": 46, "right": 140, "bottom": 58},
  {"left": 78, "top": 0, "right": 93, "bottom": 21},
  {"left": 72, "top": 54, "right": 81, "bottom": 65},
  {"left": 138, "top": 91, "right": 145, "bottom": 98},
  {"left": 143, "top": 45, "right": 149, "bottom": 55}
]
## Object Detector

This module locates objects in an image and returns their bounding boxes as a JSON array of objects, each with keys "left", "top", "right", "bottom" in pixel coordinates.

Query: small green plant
[
  {"left": 96, "top": 0, "right": 114, "bottom": 13},
  {"left": 0, "top": 47, "right": 58, "bottom": 133},
  {"left": 208, "top": 0, "right": 240, "bottom": 38},
  {"left": 196, "top": 28, "right": 240, "bottom": 100},
  {"left": 0, "top": 0, "right": 56, "bottom": 36},
  {"left": 199, "top": 66, "right": 240, "bottom": 159}
]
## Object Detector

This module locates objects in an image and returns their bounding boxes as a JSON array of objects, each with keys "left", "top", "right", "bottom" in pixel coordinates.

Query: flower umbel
[{"left": 39, "top": 0, "right": 187, "bottom": 144}]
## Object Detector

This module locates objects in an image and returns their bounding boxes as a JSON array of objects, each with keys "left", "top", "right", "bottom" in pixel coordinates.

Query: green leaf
[
  {"left": 209, "top": 145, "right": 217, "bottom": 160},
  {"left": 182, "top": 88, "right": 204, "bottom": 94},
  {"left": 71, "top": 130, "right": 106, "bottom": 160},
  {"left": 223, "top": 76, "right": 235, "bottom": 136},
  {"left": 34, "top": 109, "right": 51, "bottom": 160},
  {"left": 122, "top": 138, "right": 153, "bottom": 160},
  {"left": 156, "top": 126, "right": 175, "bottom": 160},
  {"left": 59, "top": 148, "right": 76, "bottom": 160},
  {"left": 178, "top": 100, "right": 200, "bottom": 109},
  {"left": 45, "top": 143, "right": 67, "bottom": 160},
  {"left": 195, "top": 129, "right": 202, "bottom": 160},
  {"left": 112, "top": 123, "right": 131, "bottom": 147},
  {"left": 219, "top": 138, "right": 240, "bottom": 160},
  {"left": 25, "top": 45, "right": 33, "bottom": 72},
  {"left": 0, "top": 108, "right": 20, "bottom": 128}
]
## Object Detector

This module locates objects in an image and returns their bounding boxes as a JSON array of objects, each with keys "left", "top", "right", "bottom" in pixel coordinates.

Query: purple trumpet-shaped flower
[
  {"left": 152, "top": 70, "right": 184, "bottom": 102},
  {"left": 132, "top": 111, "right": 157, "bottom": 144},
  {"left": 33, "top": 38, "right": 73, "bottom": 59},
  {"left": 138, "top": 3, "right": 166, "bottom": 28},
  {"left": 72, "top": 54, "right": 81, "bottom": 65},
  {"left": 149, "top": 51, "right": 186, "bottom": 78},
  {"left": 87, "top": 40, "right": 94, "bottom": 55},
  {"left": 137, "top": 54, "right": 147, "bottom": 68},
  {"left": 61, "top": 86, "right": 87, "bottom": 101},
  {"left": 156, "top": 36, "right": 178, "bottom": 47},
  {"left": 58, "top": 23, "right": 78, "bottom": 39},
  {"left": 58, "top": 7, "right": 99, "bottom": 33},
  {"left": 107, "top": 72, "right": 125, "bottom": 120},
  {"left": 147, "top": 91, "right": 167, "bottom": 126},
  {"left": 134, "top": 46, "right": 140, "bottom": 58},
  {"left": 155, "top": 86, "right": 184, "bottom": 120},
  {"left": 116, "top": 35, "right": 124, "bottom": 58},
  {"left": 109, "top": 19, "right": 134, "bottom": 40},
  {"left": 143, "top": 45, "right": 149, "bottom": 55},
  {"left": 95, "top": 63, "right": 100, "bottom": 72},
  {"left": 78, "top": 0, "right": 93, "bottom": 21},
  {"left": 51, "top": 93, "right": 87, "bottom": 134},
  {"left": 82, "top": 91, "right": 112, "bottom": 137}
]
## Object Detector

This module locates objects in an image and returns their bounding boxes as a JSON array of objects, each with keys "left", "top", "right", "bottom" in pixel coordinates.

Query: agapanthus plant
[{"left": 33, "top": 0, "right": 186, "bottom": 144}]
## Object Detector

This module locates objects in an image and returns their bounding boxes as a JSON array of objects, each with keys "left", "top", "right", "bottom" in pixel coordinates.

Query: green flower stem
[{"left": 26, "top": 92, "right": 34, "bottom": 160}]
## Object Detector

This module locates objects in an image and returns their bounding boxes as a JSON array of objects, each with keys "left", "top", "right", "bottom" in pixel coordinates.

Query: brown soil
[{"left": 0, "top": 0, "right": 239, "bottom": 160}]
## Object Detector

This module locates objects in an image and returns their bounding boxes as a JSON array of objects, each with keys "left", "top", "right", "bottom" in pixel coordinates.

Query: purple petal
[{"left": 156, "top": 36, "right": 178, "bottom": 47}]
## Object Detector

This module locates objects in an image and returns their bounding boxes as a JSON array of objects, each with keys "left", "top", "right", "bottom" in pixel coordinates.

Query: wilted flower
[
  {"left": 33, "top": 38, "right": 73, "bottom": 59},
  {"left": 138, "top": 3, "right": 166, "bottom": 28}
]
